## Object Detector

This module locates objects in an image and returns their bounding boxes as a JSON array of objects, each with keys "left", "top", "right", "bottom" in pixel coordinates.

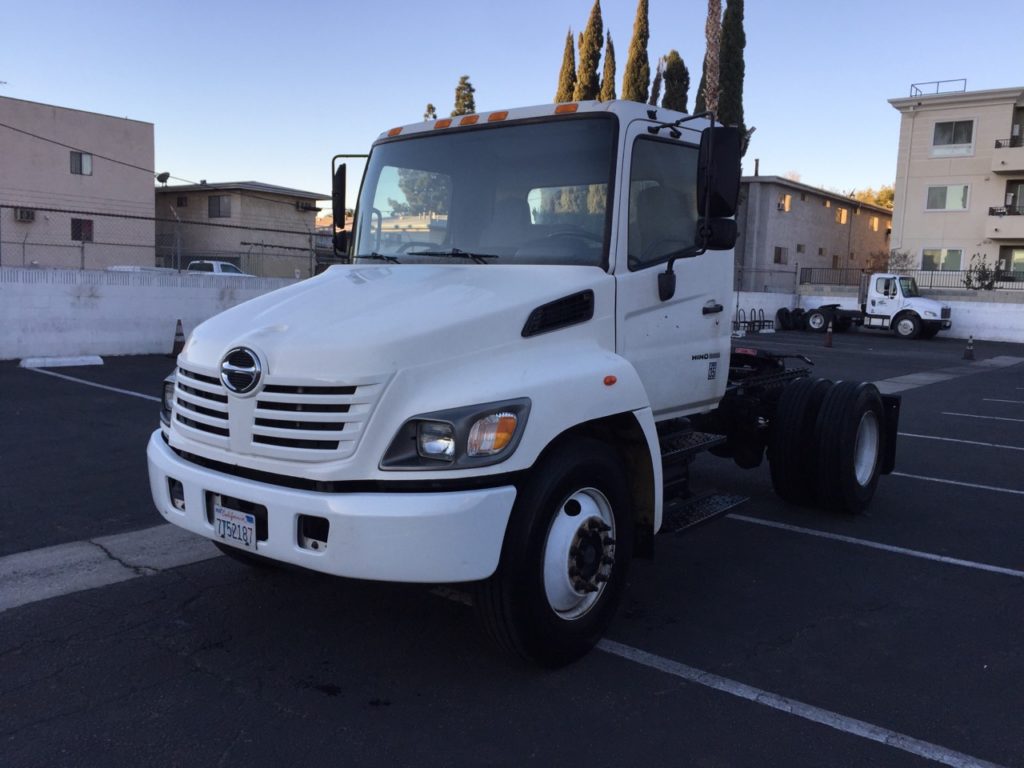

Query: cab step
[{"left": 660, "top": 492, "right": 748, "bottom": 535}]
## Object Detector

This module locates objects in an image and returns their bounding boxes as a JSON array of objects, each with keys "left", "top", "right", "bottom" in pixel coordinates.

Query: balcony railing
[
  {"left": 995, "top": 137, "right": 1024, "bottom": 149},
  {"left": 988, "top": 205, "right": 1024, "bottom": 216}
]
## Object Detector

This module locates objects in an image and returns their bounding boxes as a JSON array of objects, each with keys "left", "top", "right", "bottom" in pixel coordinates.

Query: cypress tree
[
  {"left": 719, "top": 0, "right": 747, "bottom": 151},
  {"left": 555, "top": 29, "right": 577, "bottom": 103},
  {"left": 694, "top": 69, "right": 707, "bottom": 113},
  {"left": 424, "top": 103, "right": 437, "bottom": 121},
  {"left": 574, "top": 1, "right": 603, "bottom": 101},
  {"left": 648, "top": 56, "right": 664, "bottom": 106},
  {"left": 662, "top": 50, "right": 689, "bottom": 112},
  {"left": 697, "top": 0, "right": 722, "bottom": 114},
  {"left": 451, "top": 75, "right": 476, "bottom": 116},
  {"left": 598, "top": 32, "right": 616, "bottom": 101},
  {"left": 621, "top": 0, "right": 650, "bottom": 103}
]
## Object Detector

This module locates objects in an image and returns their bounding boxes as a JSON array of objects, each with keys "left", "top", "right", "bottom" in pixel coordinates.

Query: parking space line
[
  {"left": 899, "top": 433, "right": 1024, "bottom": 452},
  {"left": 892, "top": 472, "right": 1024, "bottom": 496},
  {"left": 598, "top": 639, "right": 1007, "bottom": 768},
  {"left": 983, "top": 398, "right": 1024, "bottom": 405},
  {"left": 26, "top": 367, "right": 160, "bottom": 402},
  {"left": 942, "top": 412, "right": 1024, "bottom": 424},
  {"left": 726, "top": 515, "right": 1024, "bottom": 579}
]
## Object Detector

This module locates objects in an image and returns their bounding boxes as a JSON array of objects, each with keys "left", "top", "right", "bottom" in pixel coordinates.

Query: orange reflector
[
  {"left": 604, "top": 376, "right": 617, "bottom": 386},
  {"left": 487, "top": 111, "right": 509, "bottom": 122},
  {"left": 387, "top": 127, "right": 402, "bottom": 137},
  {"left": 460, "top": 114, "right": 479, "bottom": 125},
  {"left": 434, "top": 118, "right": 452, "bottom": 129},
  {"left": 555, "top": 103, "right": 579, "bottom": 114}
]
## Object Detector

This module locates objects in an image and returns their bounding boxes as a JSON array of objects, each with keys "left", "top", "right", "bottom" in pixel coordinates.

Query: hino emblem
[{"left": 220, "top": 347, "right": 262, "bottom": 394}]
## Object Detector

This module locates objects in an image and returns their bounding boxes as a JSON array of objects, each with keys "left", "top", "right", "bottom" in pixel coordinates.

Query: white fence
[{"left": 0, "top": 267, "right": 297, "bottom": 360}]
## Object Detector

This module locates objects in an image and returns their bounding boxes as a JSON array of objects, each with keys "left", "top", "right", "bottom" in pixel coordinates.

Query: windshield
[
  {"left": 354, "top": 116, "right": 616, "bottom": 267},
  {"left": 899, "top": 277, "right": 920, "bottom": 297}
]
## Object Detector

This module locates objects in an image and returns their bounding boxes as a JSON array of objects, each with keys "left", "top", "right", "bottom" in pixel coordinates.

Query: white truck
[
  {"left": 798, "top": 273, "right": 952, "bottom": 339},
  {"left": 148, "top": 100, "right": 900, "bottom": 666}
]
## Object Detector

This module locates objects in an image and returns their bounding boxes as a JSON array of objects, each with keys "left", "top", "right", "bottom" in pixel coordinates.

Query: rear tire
[
  {"left": 776, "top": 307, "right": 793, "bottom": 331},
  {"left": 474, "top": 437, "right": 633, "bottom": 667},
  {"left": 806, "top": 310, "right": 829, "bottom": 332},
  {"left": 814, "top": 382, "right": 885, "bottom": 513},
  {"left": 768, "top": 377, "right": 833, "bottom": 505}
]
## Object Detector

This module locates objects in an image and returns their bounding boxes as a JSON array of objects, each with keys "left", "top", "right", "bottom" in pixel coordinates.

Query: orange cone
[
  {"left": 169, "top": 319, "right": 185, "bottom": 358},
  {"left": 824, "top": 320, "right": 833, "bottom": 348},
  {"left": 963, "top": 335, "right": 974, "bottom": 361}
]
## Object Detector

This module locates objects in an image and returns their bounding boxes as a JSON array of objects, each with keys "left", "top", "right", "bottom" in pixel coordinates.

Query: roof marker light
[
  {"left": 434, "top": 118, "right": 452, "bottom": 129},
  {"left": 487, "top": 111, "right": 509, "bottom": 122},
  {"left": 387, "top": 127, "right": 402, "bottom": 137},
  {"left": 460, "top": 115, "right": 479, "bottom": 125},
  {"left": 604, "top": 376, "right": 617, "bottom": 386},
  {"left": 555, "top": 103, "right": 579, "bottom": 114}
]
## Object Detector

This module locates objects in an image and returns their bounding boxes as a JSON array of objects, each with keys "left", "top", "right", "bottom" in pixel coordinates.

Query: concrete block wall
[{"left": 0, "top": 268, "right": 297, "bottom": 360}]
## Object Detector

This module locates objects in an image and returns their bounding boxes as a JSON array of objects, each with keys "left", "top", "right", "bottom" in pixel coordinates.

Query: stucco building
[
  {"left": 734, "top": 176, "right": 892, "bottom": 292},
  {"left": 889, "top": 83, "right": 1024, "bottom": 275},
  {"left": 155, "top": 182, "right": 327, "bottom": 278}
]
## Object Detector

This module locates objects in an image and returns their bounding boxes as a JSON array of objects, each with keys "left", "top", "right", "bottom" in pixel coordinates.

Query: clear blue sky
[{"left": 3, "top": 0, "right": 1020, "bottom": 204}]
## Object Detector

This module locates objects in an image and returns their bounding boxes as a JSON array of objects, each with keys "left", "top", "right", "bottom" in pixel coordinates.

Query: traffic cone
[
  {"left": 824, "top": 320, "right": 833, "bottom": 348},
  {"left": 963, "top": 335, "right": 975, "bottom": 361},
  {"left": 169, "top": 319, "right": 185, "bottom": 358}
]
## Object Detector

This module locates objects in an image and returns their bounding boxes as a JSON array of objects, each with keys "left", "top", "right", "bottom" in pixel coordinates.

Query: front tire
[
  {"left": 806, "top": 309, "right": 829, "bottom": 332},
  {"left": 474, "top": 437, "right": 633, "bottom": 667},
  {"left": 893, "top": 313, "right": 921, "bottom": 339}
]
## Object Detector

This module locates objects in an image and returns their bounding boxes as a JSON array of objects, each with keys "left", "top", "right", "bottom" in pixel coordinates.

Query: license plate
[{"left": 213, "top": 504, "right": 257, "bottom": 552}]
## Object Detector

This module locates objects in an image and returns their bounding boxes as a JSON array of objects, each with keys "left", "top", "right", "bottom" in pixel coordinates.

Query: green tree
[
  {"left": 451, "top": 75, "right": 476, "bottom": 117},
  {"left": 598, "top": 32, "right": 616, "bottom": 101},
  {"left": 648, "top": 56, "right": 664, "bottom": 106},
  {"left": 555, "top": 29, "right": 577, "bottom": 102},
  {"left": 662, "top": 50, "right": 689, "bottom": 112},
  {"left": 388, "top": 170, "right": 450, "bottom": 217},
  {"left": 697, "top": 0, "right": 722, "bottom": 114},
  {"left": 424, "top": 103, "right": 437, "bottom": 121},
  {"left": 719, "top": 0, "right": 746, "bottom": 150},
  {"left": 853, "top": 185, "right": 895, "bottom": 210},
  {"left": 621, "top": 0, "right": 650, "bottom": 103},
  {"left": 694, "top": 68, "right": 707, "bottom": 113},
  {"left": 574, "top": 1, "right": 603, "bottom": 101}
]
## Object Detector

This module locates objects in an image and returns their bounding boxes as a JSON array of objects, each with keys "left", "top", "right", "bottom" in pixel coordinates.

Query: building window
[
  {"left": 932, "top": 120, "right": 974, "bottom": 157},
  {"left": 800, "top": 193, "right": 807, "bottom": 202},
  {"left": 831, "top": 254, "right": 841, "bottom": 268},
  {"left": 921, "top": 248, "right": 963, "bottom": 271},
  {"left": 823, "top": 199, "right": 831, "bottom": 208},
  {"left": 208, "top": 195, "right": 231, "bottom": 218},
  {"left": 71, "top": 218, "right": 94, "bottom": 242},
  {"left": 926, "top": 184, "right": 969, "bottom": 211},
  {"left": 871, "top": 215, "right": 880, "bottom": 232},
  {"left": 70, "top": 151, "right": 92, "bottom": 176},
  {"left": 177, "top": 196, "right": 188, "bottom": 207},
  {"left": 835, "top": 207, "right": 848, "bottom": 225},
  {"left": 998, "top": 247, "right": 1024, "bottom": 273},
  {"left": 818, "top": 247, "right": 825, "bottom": 256},
  {"left": 773, "top": 246, "right": 788, "bottom": 264},
  {"left": 796, "top": 243, "right": 806, "bottom": 254},
  {"left": 777, "top": 193, "right": 791, "bottom": 212}
]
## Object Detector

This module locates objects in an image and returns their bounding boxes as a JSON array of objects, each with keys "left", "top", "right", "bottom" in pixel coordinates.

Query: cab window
[{"left": 627, "top": 137, "right": 699, "bottom": 270}]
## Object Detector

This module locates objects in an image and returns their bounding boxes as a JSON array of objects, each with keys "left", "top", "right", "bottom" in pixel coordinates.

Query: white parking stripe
[
  {"left": 727, "top": 515, "right": 1024, "bottom": 579},
  {"left": 942, "top": 412, "right": 1024, "bottom": 424},
  {"left": 899, "top": 433, "right": 1024, "bottom": 452},
  {"left": 983, "top": 398, "right": 1024, "bottom": 405},
  {"left": 27, "top": 367, "right": 161, "bottom": 402},
  {"left": 893, "top": 472, "right": 1024, "bottom": 496},
  {"left": 597, "top": 640, "right": 1007, "bottom": 768}
]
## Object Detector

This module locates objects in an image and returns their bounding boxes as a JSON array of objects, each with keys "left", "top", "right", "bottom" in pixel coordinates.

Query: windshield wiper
[
  {"left": 405, "top": 248, "right": 498, "bottom": 265},
  {"left": 355, "top": 252, "right": 401, "bottom": 264}
]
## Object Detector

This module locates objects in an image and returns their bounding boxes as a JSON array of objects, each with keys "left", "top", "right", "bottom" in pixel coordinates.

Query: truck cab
[{"left": 861, "top": 273, "right": 952, "bottom": 339}]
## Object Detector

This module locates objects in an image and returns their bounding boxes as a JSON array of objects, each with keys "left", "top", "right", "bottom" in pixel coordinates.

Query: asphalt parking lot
[{"left": 2, "top": 329, "right": 1023, "bottom": 767}]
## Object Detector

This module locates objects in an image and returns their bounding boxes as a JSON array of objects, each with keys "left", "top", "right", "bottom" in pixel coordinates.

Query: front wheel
[
  {"left": 806, "top": 309, "right": 829, "bottom": 332},
  {"left": 893, "top": 314, "right": 921, "bottom": 339},
  {"left": 474, "top": 437, "right": 633, "bottom": 667}
]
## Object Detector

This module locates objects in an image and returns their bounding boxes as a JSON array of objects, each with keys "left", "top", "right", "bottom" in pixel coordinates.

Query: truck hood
[{"left": 183, "top": 264, "right": 611, "bottom": 378}]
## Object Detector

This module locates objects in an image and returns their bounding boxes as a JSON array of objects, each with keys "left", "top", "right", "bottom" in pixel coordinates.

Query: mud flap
[{"left": 880, "top": 393, "right": 901, "bottom": 475}]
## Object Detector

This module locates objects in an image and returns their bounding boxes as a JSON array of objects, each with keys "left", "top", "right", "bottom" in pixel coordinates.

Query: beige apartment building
[
  {"left": 0, "top": 96, "right": 155, "bottom": 268},
  {"left": 889, "top": 84, "right": 1024, "bottom": 275},
  {"left": 734, "top": 176, "right": 893, "bottom": 292},
  {"left": 155, "top": 182, "right": 327, "bottom": 278}
]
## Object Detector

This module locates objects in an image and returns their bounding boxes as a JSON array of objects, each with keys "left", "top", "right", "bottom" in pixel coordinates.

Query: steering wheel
[
  {"left": 396, "top": 241, "right": 439, "bottom": 254},
  {"left": 541, "top": 227, "right": 603, "bottom": 243}
]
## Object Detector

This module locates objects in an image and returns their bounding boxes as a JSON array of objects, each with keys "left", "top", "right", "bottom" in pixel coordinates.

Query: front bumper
[{"left": 147, "top": 431, "right": 516, "bottom": 583}]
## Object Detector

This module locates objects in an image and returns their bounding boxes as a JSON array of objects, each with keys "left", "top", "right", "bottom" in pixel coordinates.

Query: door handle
[{"left": 703, "top": 302, "right": 724, "bottom": 315}]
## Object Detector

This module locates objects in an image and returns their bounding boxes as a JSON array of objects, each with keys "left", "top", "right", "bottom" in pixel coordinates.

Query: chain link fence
[{"left": 0, "top": 204, "right": 334, "bottom": 278}]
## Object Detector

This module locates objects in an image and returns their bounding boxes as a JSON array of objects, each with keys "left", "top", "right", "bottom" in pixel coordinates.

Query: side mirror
[
  {"left": 696, "top": 218, "right": 737, "bottom": 251},
  {"left": 332, "top": 163, "right": 347, "bottom": 256},
  {"left": 697, "top": 126, "right": 741, "bottom": 218}
]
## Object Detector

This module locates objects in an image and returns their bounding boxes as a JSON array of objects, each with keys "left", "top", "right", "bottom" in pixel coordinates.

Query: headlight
[
  {"left": 923, "top": 311, "right": 937, "bottom": 318},
  {"left": 382, "top": 399, "right": 530, "bottom": 470},
  {"left": 160, "top": 375, "right": 176, "bottom": 426}
]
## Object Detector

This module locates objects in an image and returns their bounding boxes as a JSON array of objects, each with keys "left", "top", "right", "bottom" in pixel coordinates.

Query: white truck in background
[
  {"left": 148, "top": 100, "right": 900, "bottom": 666},
  {"left": 796, "top": 273, "right": 952, "bottom": 339}
]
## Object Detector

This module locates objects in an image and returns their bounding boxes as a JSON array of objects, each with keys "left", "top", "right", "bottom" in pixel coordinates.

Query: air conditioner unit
[{"left": 14, "top": 207, "right": 35, "bottom": 222}]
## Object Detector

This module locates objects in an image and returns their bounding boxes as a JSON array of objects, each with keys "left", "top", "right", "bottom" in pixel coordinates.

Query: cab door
[
  {"left": 866, "top": 275, "right": 896, "bottom": 328},
  {"left": 613, "top": 120, "right": 733, "bottom": 419}
]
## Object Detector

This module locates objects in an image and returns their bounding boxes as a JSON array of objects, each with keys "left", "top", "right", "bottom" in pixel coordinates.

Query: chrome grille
[
  {"left": 941, "top": 307, "right": 951, "bottom": 319},
  {"left": 174, "top": 367, "right": 231, "bottom": 447}
]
